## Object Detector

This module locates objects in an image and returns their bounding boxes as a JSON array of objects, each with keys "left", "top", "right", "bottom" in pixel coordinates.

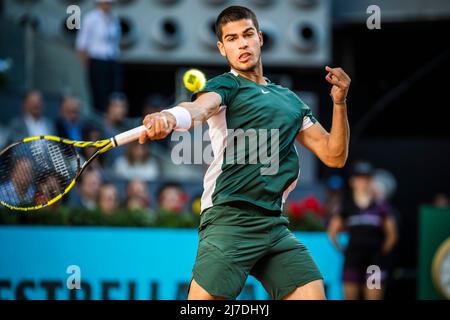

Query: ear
[
  {"left": 258, "top": 30, "right": 264, "bottom": 47},
  {"left": 217, "top": 41, "right": 226, "bottom": 57}
]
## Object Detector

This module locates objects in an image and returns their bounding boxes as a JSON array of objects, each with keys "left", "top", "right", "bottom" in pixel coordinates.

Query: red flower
[{"left": 288, "top": 195, "right": 325, "bottom": 219}]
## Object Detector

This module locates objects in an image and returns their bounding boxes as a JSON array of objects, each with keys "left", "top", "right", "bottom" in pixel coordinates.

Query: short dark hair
[
  {"left": 157, "top": 182, "right": 183, "bottom": 201},
  {"left": 22, "top": 89, "right": 41, "bottom": 102},
  {"left": 215, "top": 5, "right": 260, "bottom": 41}
]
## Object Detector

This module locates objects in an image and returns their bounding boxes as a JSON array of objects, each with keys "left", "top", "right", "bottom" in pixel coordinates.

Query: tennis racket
[{"left": 0, "top": 125, "right": 146, "bottom": 211}]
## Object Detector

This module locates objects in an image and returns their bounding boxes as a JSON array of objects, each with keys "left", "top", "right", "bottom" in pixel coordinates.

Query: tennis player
[{"left": 139, "top": 5, "right": 350, "bottom": 300}]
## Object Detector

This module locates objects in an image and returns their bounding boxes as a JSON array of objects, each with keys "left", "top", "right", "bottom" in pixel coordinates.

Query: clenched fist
[
  {"left": 139, "top": 112, "right": 177, "bottom": 144},
  {"left": 325, "top": 66, "right": 351, "bottom": 104}
]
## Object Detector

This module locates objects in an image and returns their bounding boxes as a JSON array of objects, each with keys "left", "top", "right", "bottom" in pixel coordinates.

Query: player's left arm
[{"left": 296, "top": 66, "right": 351, "bottom": 168}]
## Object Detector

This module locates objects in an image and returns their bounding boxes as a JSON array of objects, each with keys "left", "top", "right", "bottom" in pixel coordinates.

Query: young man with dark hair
[{"left": 139, "top": 5, "right": 351, "bottom": 300}]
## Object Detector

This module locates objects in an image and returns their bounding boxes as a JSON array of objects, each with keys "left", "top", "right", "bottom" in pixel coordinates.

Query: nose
[{"left": 238, "top": 36, "right": 248, "bottom": 49}]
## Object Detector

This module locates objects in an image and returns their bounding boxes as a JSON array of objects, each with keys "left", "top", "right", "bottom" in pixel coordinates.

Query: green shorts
[{"left": 190, "top": 202, "right": 323, "bottom": 300}]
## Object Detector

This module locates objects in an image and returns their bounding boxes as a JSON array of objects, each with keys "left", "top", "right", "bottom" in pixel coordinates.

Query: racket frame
[
  {"left": 0, "top": 125, "right": 146, "bottom": 211},
  {"left": 0, "top": 135, "right": 112, "bottom": 211}
]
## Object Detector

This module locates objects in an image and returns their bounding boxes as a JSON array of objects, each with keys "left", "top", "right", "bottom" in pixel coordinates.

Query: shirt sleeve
[
  {"left": 299, "top": 102, "right": 318, "bottom": 132},
  {"left": 191, "top": 74, "right": 238, "bottom": 106},
  {"left": 75, "top": 13, "right": 92, "bottom": 51}
]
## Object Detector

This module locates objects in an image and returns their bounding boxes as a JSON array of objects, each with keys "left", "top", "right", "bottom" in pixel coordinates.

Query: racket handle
[{"left": 111, "top": 125, "right": 147, "bottom": 147}]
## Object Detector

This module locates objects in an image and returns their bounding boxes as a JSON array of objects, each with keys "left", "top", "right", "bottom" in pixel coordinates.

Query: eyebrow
[{"left": 224, "top": 27, "right": 256, "bottom": 39}]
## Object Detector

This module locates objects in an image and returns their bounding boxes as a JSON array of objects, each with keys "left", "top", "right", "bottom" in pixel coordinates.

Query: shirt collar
[
  {"left": 24, "top": 113, "right": 42, "bottom": 123},
  {"left": 229, "top": 69, "right": 239, "bottom": 77},
  {"left": 229, "top": 68, "right": 271, "bottom": 85}
]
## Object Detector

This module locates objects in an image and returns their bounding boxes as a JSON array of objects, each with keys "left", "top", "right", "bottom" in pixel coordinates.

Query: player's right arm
[{"left": 138, "top": 91, "right": 221, "bottom": 144}]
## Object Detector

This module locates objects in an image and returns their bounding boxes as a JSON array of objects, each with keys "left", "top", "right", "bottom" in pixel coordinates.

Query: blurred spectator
[
  {"left": 9, "top": 90, "right": 55, "bottom": 141},
  {"left": 55, "top": 96, "right": 84, "bottom": 141},
  {"left": 98, "top": 183, "right": 119, "bottom": 215},
  {"left": 75, "top": 0, "right": 122, "bottom": 112},
  {"left": 127, "top": 197, "right": 145, "bottom": 211},
  {"left": 0, "top": 124, "right": 9, "bottom": 149},
  {"left": 432, "top": 193, "right": 449, "bottom": 208},
  {"left": 101, "top": 93, "right": 129, "bottom": 166},
  {"left": 35, "top": 174, "right": 62, "bottom": 207},
  {"left": 80, "top": 126, "right": 106, "bottom": 170},
  {"left": 103, "top": 92, "right": 129, "bottom": 136},
  {"left": 126, "top": 179, "right": 151, "bottom": 209},
  {"left": 0, "top": 158, "right": 34, "bottom": 206},
  {"left": 372, "top": 169, "right": 397, "bottom": 203},
  {"left": 157, "top": 182, "right": 188, "bottom": 214},
  {"left": 327, "top": 161, "right": 398, "bottom": 300},
  {"left": 324, "top": 175, "right": 344, "bottom": 222},
  {"left": 112, "top": 142, "right": 160, "bottom": 181},
  {"left": 69, "top": 168, "right": 102, "bottom": 210}
]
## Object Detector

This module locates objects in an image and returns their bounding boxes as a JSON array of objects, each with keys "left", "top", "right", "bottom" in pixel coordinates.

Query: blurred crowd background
[{"left": 0, "top": 0, "right": 449, "bottom": 300}]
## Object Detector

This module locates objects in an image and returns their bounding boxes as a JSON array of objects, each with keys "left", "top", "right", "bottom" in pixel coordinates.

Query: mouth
[{"left": 239, "top": 52, "right": 252, "bottom": 62}]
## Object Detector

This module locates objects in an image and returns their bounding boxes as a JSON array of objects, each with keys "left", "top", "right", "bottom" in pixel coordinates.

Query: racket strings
[{"left": 0, "top": 140, "right": 79, "bottom": 208}]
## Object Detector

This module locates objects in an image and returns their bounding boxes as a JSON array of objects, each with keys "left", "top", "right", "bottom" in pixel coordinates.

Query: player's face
[{"left": 217, "top": 19, "right": 263, "bottom": 72}]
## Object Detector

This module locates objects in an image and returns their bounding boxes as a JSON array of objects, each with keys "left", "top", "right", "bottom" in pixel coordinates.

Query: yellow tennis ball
[
  {"left": 192, "top": 198, "right": 201, "bottom": 216},
  {"left": 183, "top": 69, "right": 206, "bottom": 92}
]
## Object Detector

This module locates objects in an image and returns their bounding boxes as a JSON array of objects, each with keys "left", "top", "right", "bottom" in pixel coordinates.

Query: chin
[{"left": 234, "top": 61, "right": 257, "bottom": 72}]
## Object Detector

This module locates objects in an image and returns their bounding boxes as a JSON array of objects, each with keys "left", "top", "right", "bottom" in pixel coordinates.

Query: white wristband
[{"left": 161, "top": 106, "right": 192, "bottom": 131}]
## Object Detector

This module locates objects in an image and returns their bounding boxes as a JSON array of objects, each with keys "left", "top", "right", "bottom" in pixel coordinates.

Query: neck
[{"left": 232, "top": 59, "right": 266, "bottom": 85}]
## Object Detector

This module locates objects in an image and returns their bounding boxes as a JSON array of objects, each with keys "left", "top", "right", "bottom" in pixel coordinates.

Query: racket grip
[{"left": 112, "top": 125, "right": 147, "bottom": 147}]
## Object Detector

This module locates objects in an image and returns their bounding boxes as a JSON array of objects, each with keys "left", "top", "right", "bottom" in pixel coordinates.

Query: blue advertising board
[{"left": 0, "top": 226, "right": 346, "bottom": 300}]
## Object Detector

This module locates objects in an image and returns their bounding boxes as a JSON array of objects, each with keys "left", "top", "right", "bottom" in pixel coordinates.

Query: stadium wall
[{"left": 0, "top": 226, "right": 346, "bottom": 300}]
